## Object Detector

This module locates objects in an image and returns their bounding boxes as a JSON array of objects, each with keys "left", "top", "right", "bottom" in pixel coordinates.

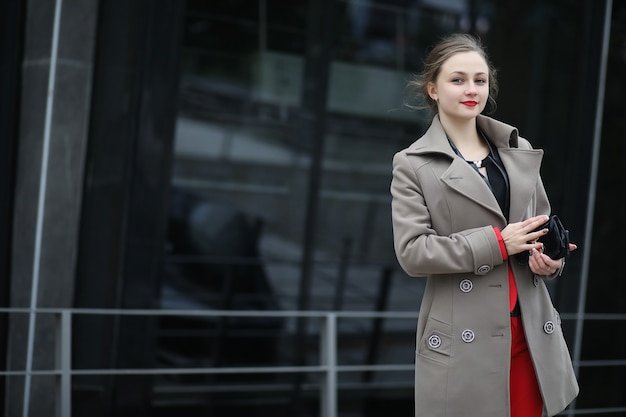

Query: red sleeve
[{"left": 493, "top": 227, "right": 508, "bottom": 261}]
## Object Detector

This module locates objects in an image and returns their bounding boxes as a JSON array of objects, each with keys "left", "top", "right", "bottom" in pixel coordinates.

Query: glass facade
[
  {"left": 1, "top": 0, "right": 626, "bottom": 416},
  {"left": 158, "top": 0, "right": 616, "bottom": 415}
]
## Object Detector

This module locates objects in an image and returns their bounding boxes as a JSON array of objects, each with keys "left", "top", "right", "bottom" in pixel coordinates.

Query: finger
[
  {"left": 528, "top": 257, "right": 540, "bottom": 274},
  {"left": 529, "top": 249, "right": 554, "bottom": 275},
  {"left": 529, "top": 260, "right": 547, "bottom": 275},
  {"left": 539, "top": 253, "right": 562, "bottom": 273},
  {"left": 533, "top": 262, "right": 553, "bottom": 275},
  {"left": 519, "top": 216, "right": 550, "bottom": 240},
  {"left": 527, "top": 228, "right": 549, "bottom": 242},
  {"left": 528, "top": 248, "right": 542, "bottom": 270},
  {"left": 569, "top": 243, "right": 578, "bottom": 252},
  {"left": 523, "top": 215, "right": 550, "bottom": 229}
]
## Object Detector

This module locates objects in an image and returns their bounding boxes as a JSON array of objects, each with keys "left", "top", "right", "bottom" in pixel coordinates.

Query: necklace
[{"left": 446, "top": 132, "right": 489, "bottom": 170}]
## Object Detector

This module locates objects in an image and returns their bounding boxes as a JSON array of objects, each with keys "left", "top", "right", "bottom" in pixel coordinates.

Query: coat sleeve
[{"left": 390, "top": 151, "right": 504, "bottom": 277}]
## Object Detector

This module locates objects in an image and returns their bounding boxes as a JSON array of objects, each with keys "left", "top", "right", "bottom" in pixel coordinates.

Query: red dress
[{"left": 496, "top": 228, "right": 544, "bottom": 417}]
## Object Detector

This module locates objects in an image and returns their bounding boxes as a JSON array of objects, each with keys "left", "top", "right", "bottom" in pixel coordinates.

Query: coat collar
[
  {"left": 405, "top": 115, "right": 543, "bottom": 222},
  {"left": 405, "top": 114, "right": 520, "bottom": 156}
]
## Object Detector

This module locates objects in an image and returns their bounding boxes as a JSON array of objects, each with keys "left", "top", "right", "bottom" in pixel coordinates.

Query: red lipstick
[{"left": 462, "top": 101, "right": 478, "bottom": 107}]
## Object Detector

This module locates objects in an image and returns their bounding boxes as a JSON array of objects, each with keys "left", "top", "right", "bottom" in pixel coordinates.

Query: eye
[
  {"left": 475, "top": 78, "right": 488, "bottom": 84},
  {"left": 451, "top": 78, "right": 464, "bottom": 84}
]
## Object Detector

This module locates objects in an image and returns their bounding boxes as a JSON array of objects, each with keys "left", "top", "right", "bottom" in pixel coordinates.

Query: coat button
[
  {"left": 459, "top": 279, "right": 473, "bottom": 293},
  {"left": 461, "top": 329, "right": 475, "bottom": 343},
  {"left": 477, "top": 265, "right": 491, "bottom": 274},
  {"left": 427, "top": 334, "right": 442, "bottom": 349},
  {"left": 544, "top": 321, "right": 555, "bottom": 334},
  {"left": 533, "top": 276, "right": 540, "bottom": 287}
]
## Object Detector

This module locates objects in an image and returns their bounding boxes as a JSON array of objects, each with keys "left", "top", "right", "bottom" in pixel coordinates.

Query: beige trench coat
[{"left": 391, "top": 115, "right": 578, "bottom": 417}]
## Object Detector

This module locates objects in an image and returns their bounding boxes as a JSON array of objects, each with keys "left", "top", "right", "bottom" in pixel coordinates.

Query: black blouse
[{"left": 447, "top": 130, "right": 511, "bottom": 221}]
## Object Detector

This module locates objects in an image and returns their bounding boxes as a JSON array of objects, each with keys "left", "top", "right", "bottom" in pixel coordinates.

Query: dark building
[{"left": 0, "top": 0, "right": 625, "bottom": 416}]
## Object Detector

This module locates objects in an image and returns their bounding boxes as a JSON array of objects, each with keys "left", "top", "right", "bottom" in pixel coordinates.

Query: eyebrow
[{"left": 448, "top": 71, "right": 488, "bottom": 76}]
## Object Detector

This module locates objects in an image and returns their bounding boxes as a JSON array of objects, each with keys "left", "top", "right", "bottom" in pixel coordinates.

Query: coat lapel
[
  {"left": 476, "top": 115, "right": 545, "bottom": 222},
  {"left": 408, "top": 116, "right": 505, "bottom": 220},
  {"left": 440, "top": 159, "right": 505, "bottom": 219},
  {"left": 406, "top": 115, "right": 544, "bottom": 223},
  {"left": 498, "top": 148, "right": 543, "bottom": 222}
]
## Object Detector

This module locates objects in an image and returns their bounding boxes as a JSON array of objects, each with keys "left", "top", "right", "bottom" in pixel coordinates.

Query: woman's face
[{"left": 427, "top": 51, "right": 489, "bottom": 121}]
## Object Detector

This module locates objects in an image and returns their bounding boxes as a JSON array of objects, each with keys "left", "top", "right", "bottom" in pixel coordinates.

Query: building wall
[{"left": 4, "top": 0, "right": 97, "bottom": 415}]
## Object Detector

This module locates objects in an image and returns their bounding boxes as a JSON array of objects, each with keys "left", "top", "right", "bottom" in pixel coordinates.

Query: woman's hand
[
  {"left": 528, "top": 248, "right": 563, "bottom": 275},
  {"left": 500, "top": 215, "right": 551, "bottom": 256},
  {"left": 529, "top": 242, "right": 578, "bottom": 276}
]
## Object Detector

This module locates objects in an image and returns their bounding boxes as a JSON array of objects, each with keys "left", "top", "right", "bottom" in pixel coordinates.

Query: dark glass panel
[
  {"left": 576, "top": 365, "right": 626, "bottom": 410},
  {"left": 158, "top": 0, "right": 608, "bottom": 415},
  {"left": 587, "top": 1, "right": 626, "bottom": 315}
]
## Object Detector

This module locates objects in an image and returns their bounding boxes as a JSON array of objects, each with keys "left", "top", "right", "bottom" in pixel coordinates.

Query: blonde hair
[{"left": 407, "top": 33, "right": 498, "bottom": 114}]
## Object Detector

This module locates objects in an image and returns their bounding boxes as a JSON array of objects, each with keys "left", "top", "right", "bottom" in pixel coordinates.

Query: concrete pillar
[{"left": 4, "top": 0, "right": 98, "bottom": 415}]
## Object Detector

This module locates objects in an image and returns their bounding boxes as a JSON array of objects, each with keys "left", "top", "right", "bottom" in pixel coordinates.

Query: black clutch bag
[
  {"left": 536, "top": 214, "right": 570, "bottom": 260},
  {"left": 515, "top": 214, "right": 570, "bottom": 263}
]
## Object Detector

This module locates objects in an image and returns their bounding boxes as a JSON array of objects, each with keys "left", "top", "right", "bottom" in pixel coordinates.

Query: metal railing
[
  {"left": 1, "top": 308, "right": 625, "bottom": 417},
  {"left": 0, "top": 308, "right": 417, "bottom": 417}
]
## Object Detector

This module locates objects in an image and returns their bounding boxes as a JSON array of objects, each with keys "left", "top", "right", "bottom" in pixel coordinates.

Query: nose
[{"left": 465, "top": 81, "right": 478, "bottom": 95}]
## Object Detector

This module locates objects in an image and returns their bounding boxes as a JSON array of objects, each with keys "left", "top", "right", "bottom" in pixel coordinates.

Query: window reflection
[
  {"left": 167, "top": 0, "right": 436, "bottom": 319},
  {"left": 160, "top": 1, "right": 440, "bottom": 413}
]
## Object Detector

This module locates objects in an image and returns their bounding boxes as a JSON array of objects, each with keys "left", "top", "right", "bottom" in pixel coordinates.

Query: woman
[{"left": 390, "top": 33, "right": 579, "bottom": 417}]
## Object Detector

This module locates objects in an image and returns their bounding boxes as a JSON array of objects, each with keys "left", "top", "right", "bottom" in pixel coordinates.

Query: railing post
[
  {"left": 320, "top": 313, "right": 337, "bottom": 417},
  {"left": 56, "top": 310, "right": 71, "bottom": 417}
]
